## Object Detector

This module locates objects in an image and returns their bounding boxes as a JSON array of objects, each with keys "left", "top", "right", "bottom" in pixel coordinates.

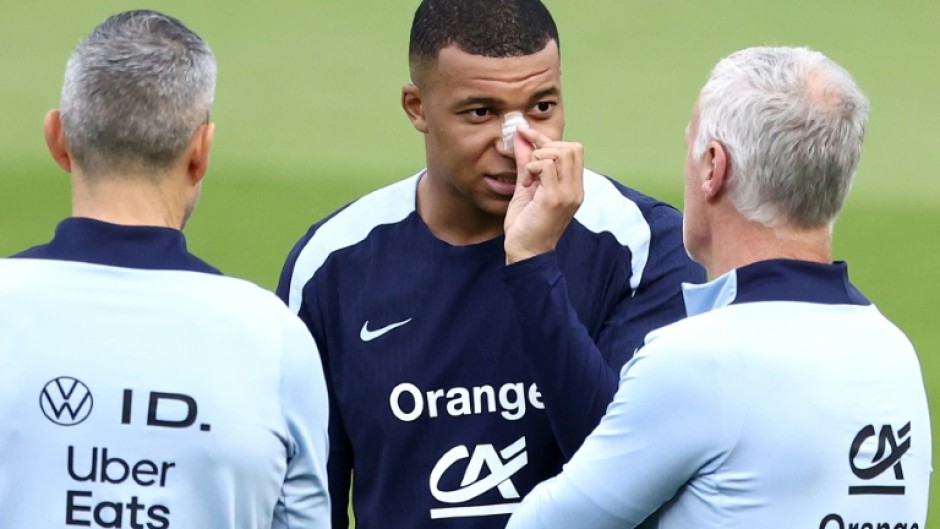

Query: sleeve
[
  {"left": 276, "top": 228, "right": 313, "bottom": 309},
  {"left": 321, "top": 344, "right": 354, "bottom": 529},
  {"left": 611, "top": 203, "right": 707, "bottom": 355},
  {"left": 275, "top": 261, "right": 294, "bottom": 305},
  {"left": 277, "top": 247, "right": 354, "bottom": 529},
  {"left": 272, "top": 317, "right": 332, "bottom": 529},
  {"left": 506, "top": 343, "right": 727, "bottom": 529},
  {"left": 503, "top": 252, "right": 620, "bottom": 457},
  {"left": 502, "top": 204, "right": 705, "bottom": 458}
]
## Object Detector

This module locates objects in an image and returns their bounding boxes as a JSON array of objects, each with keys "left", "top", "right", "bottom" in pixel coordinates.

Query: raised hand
[{"left": 504, "top": 126, "right": 584, "bottom": 264}]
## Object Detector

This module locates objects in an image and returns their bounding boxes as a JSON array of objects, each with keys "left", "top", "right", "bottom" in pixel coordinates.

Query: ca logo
[
  {"left": 428, "top": 437, "right": 528, "bottom": 519},
  {"left": 848, "top": 422, "right": 911, "bottom": 495},
  {"left": 40, "top": 376, "right": 94, "bottom": 426}
]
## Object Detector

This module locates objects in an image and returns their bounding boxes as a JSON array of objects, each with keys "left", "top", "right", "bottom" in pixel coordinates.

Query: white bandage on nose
[{"left": 502, "top": 111, "right": 529, "bottom": 153}]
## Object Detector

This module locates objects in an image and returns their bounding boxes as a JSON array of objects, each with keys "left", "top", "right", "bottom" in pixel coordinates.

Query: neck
[
  {"left": 71, "top": 170, "right": 189, "bottom": 229},
  {"left": 703, "top": 218, "right": 832, "bottom": 278},
  {"left": 416, "top": 172, "right": 504, "bottom": 246}
]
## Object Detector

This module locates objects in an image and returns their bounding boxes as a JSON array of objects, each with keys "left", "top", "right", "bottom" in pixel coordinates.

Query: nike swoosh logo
[{"left": 360, "top": 318, "right": 413, "bottom": 342}]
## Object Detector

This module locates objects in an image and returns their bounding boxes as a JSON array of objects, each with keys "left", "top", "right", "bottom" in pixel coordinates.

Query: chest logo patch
[
  {"left": 360, "top": 318, "right": 413, "bottom": 342},
  {"left": 848, "top": 422, "right": 911, "bottom": 495},
  {"left": 40, "top": 376, "right": 94, "bottom": 426},
  {"left": 429, "top": 437, "right": 528, "bottom": 519}
]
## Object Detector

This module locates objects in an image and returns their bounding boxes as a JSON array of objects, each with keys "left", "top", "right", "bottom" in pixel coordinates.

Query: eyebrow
[
  {"left": 454, "top": 96, "right": 502, "bottom": 108},
  {"left": 529, "top": 86, "right": 561, "bottom": 102},
  {"left": 453, "top": 86, "right": 561, "bottom": 109}
]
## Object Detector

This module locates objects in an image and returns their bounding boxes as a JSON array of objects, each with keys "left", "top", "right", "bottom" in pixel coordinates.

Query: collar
[
  {"left": 682, "top": 259, "right": 869, "bottom": 317},
  {"left": 13, "top": 217, "right": 221, "bottom": 274}
]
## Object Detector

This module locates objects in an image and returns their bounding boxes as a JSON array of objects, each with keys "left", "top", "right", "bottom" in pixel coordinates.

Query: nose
[
  {"left": 497, "top": 111, "right": 531, "bottom": 159},
  {"left": 494, "top": 124, "right": 515, "bottom": 159}
]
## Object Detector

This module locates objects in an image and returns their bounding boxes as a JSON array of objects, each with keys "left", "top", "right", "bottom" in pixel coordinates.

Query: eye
[
  {"left": 530, "top": 101, "right": 556, "bottom": 117},
  {"left": 464, "top": 107, "right": 493, "bottom": 121}
]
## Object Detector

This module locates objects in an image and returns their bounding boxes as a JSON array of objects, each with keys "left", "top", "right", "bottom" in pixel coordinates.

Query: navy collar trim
[
  {"left": 13, "top": 217, "right": 221, "bottom": 275},
  {"left": 683, "top": 259, "right": 869, "bottom": 317}
]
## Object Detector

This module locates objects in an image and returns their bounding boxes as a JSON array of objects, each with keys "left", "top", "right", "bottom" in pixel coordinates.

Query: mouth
[{"left": 485, "top": 172, "right": 517, "bottom": 197}]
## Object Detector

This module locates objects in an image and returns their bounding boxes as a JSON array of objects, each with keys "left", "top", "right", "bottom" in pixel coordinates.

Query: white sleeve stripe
[
  {"left": 288, "top": 169, "right": 652, "bottom": 312},
  {"left": 287, "top": 173, "right": 421, "bottom": 312},
  {"left": 575, "top": 169, "right": 652, "bottom": 290}
]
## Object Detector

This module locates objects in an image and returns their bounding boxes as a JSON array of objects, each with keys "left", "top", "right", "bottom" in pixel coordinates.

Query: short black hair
[{"left": 409, "top": 0, "right": 559, "bottom": 83}]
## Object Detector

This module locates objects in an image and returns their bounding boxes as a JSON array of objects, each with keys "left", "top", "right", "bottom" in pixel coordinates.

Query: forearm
[{"left": 503, "top": 252, "right": 620, "bottom": 457}]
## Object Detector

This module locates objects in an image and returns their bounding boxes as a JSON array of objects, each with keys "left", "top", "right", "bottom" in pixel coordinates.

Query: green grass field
[{"left": 2, "top": 1, "right": 938, "bottom": 525}]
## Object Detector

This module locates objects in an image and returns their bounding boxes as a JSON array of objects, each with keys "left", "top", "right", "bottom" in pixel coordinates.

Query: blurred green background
[{"left": 1, "top": 0, "right": 937, "bottom": 525}]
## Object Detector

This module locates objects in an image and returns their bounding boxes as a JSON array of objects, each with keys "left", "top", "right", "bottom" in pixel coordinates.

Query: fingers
[
  {"left": 513, "top": 130, "right": 536, "bottom": 187},
  {"left": 517, "top": 126, "right": 553, "bottom": 149},
  {"left": 503, "top": 128, "right": 586, "bottom": 264},
  {"left": 524, "top": 139, "right": 584, "bottom": 191},
  {"left": 510, "top": 126, "right": 584, "bottom": 209},
  {"left": 518, "top": 127, "right": 582, "bottom": 169}
]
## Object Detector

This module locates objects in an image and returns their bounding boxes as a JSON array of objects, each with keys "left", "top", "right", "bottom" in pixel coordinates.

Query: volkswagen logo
[{"left": 39, "top": 376, "right": 94, "bottom": 426}]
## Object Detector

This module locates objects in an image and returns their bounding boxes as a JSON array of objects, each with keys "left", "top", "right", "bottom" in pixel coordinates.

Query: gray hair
[
  {"left": 60, "top": 10, "right": 216, "bottom": 176},
  {"left": 693, "top": 46, "right": 870, "bottom": 228}
]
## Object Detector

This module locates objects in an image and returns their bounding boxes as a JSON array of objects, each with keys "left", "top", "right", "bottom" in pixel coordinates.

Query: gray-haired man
[
  {"left": 506, "top": 46, "right": 931, "bottom": 529},
  {"left": 1, "top": 10, "right": 330, "bottom": 529}
]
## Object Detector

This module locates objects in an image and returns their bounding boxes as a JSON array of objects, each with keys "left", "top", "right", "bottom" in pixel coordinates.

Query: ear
[
  {"left": 701, "top": 140, "right": 729, "bottom": 200},
  {"left": 186, "top": 121, "right": 215, "bottom": 185},
  {"left": 402, "top": 83, "right": 428, "bottom": 133},
  {"left": 43, "top": 109, "right": 72, "bottom": 173}
]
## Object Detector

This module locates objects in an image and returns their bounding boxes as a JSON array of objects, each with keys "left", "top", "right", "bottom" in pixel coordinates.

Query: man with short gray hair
[
  {"left": 505, "top": 46, "right": 931, "bottom": 528},
  {"left": 1, "top": 10, "right": 330, "bottom": 528}
]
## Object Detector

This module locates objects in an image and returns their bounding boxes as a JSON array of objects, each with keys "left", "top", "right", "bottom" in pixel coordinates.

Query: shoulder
[
  {"left": 172, "top": 272, "right": 312, "bottom": 343},
  {"left": 571, "top": 169, "right": 688, "bottom": 288},
  {"left": 9, "top": 242, "right": 50, "bottom": 258},
  {"left": 0, "top": 258, "right": 313, "bottom": 357},
  {"left": 295, "top": 173, "right": 418, "bottom": 253},
  {"left": 156, "top": 276, "right": 320, "bottom": 381},
  {"left": 3, "top": 258, "right": 292, "bottom": 323},
  {"left": 633, "top": 309, "right": 740, "bottom": 374},
  {"left": 651, "top": 298, "right": 738, "bottom": 337},
  {"left": 581, "top": 169, "right": 682, "bottom": 220},
  {"left": 279, "top": 173, "right": 420, "bottom": 307},
  {"left": 575, "top": 169, "right": 682, "bottom": 243}
]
